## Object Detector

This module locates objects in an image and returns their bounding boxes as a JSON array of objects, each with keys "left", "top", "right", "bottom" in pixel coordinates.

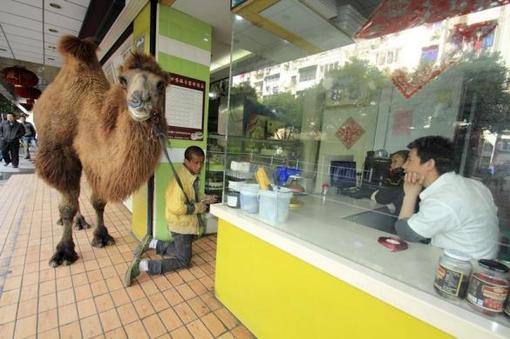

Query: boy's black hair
[
  {"left": 184, "top": 146, "right": 205, "bottom": 160},
  {"left": 407, "top": 136, "right": 456, "bottom": 175}
]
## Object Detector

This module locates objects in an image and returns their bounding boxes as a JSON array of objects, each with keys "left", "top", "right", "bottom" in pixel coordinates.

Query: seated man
[
  {"left": 371, "top": 150, "right": 409, "bottom": 215},
  {"left": 395, "top": 136, "right": 499, "bottom": 259}
]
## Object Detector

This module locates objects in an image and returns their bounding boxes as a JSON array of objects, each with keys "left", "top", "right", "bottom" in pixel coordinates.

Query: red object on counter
[{"left": 378, "top": 237, "right": 408, "bottom": 252}]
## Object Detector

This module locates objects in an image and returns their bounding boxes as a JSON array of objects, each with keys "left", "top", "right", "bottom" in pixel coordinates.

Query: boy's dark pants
[{"left": 147, "top": 232, "right": 193, "bottom": 275}]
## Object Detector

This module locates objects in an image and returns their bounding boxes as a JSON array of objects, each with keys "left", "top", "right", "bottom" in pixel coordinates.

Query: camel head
[{"left": 118, "top": 53, "right": 170, "bottom": 122}]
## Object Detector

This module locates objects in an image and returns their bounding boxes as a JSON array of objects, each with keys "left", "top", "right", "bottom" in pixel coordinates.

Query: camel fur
[{"left": 33, "top": 36, "right": 169, "bottom": 267}]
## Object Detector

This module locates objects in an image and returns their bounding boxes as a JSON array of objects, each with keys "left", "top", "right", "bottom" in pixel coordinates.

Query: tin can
[
  {"left": 434, "top": 249, "right": 472, "bottom": 299},
  {"left": 467, "top": 259, "right": 509, "bottom": 314}
]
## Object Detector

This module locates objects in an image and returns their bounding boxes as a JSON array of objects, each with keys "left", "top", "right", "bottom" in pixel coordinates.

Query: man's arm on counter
[{"left": 395, "top": 218, "right": 427, "bottom": 242}]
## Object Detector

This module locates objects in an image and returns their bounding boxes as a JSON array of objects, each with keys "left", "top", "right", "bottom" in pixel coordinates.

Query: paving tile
[
  {"left": 74, "top": 284, "right": 93, "bottom": 301},
  {"left": 199, "top": 293, "right": 223, "bottom": 312},
  {"left": 175, "top": 283, "right": 197, "bottom": 301},
  {"left": 187, "top": 296, "right": 210, "bottom": 317},
  {"left": 94, "top": 293, "right": 114, "bottom": 312},
  {"left": 142, "top": 314, "right": 167, "bottom": 338},
  {"left": 110, "top": 289, "right": 130, "bottom": 307},
  {"left": 14, "top": 314, "right": 37, "bottom": 338},
  {"left": 39, "top": 280, "right": 56, "bottom": 296},
  {"left": 16, "top": 298, "right": 38, "bottom": 319},
  {"left": 163, "top": 288, "right": 184, "bottom": 306},
  {"left": 77, "top": 298, "right": 97, "bottom": 319},
  {"left": 37, "top": 327, "right": 60, "bottom": 339},
  {"left": 60, "top": 320, "right": 82, "bottom": 339},
  {"left": 126, "top": 285, "right": 145, "bottom": 302},
  {"left": 0, "top": 321, "right": 15, "bottom": 338},
  {"left": 124, "top": 320, "right": 149, "bottom": 339},
  {"left": 117, "top": 303, "right": 138, "bottom": 325},
  {"left": 59, "top": 303, "right": 78, "bottom": 325},
  {"left": 37, "top": 308, "right": 59, "bottom": 333},
  {"left": 0, "top": 289, "right": 20, "bottom": 307},
  {"left": 140, "top": 279, "right": 159, "bottom": 296},
  {"left": 158, "top": 308, "right": 183, "bottom": 332},
  {"left": 149, "top": 292, "right": 170, "bottom": 312},
  {"left": 80, "top": 314, "right": 103, "bottom": 338},
  {"left": 39, "top": 292, "right": 58, "bottom": 312},
  {"left": 0, "top": 304, "right": 18, "bottom": 324},
  {"left": 187, "top": 279, "right": 207, "bottom": 296},
  {"left": 105, "top": 276, "right": 123, "bottom": 292},
  {"left": 186, "top": 319, "right": 214, "bottom": 339},
  {"left": 214, "top": 308, "right": 239, "bottom": 330},
  {"left": 58, "top": 287, "right": 76, "bottom": 306},
  {"left": 174, "top": 302, "right": 198, "bottom": 324},
  {"left": 230, "top": 325, "right": 256, "bottom": 339},
  {"left": 104, "top": 327, "right": 127, "bottom": 339},
  {"left": 133, "top": 297, "right": 155, "bottom": 319},
  {"left": 201, "top": 312, "right": 227, "bottom": 337},
  {"left": 216, "top": 332, "right": 235, "bottom": 339},
  {"left": 90, "top": 280, "right": 109, "bottom": 297},
  {"left": 170, "top": 326, "right": 193, "bottom": 339},
  {"left": 98, "top": 308, "right": 121, "bottom": 332}
]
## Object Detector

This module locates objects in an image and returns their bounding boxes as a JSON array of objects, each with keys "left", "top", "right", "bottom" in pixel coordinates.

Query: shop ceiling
[{"left": 0, "top": 0, "right": 381, "bottom": 100}]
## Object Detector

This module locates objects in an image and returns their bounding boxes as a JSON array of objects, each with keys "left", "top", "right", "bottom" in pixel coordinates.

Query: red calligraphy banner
[{"left": 356, "top": 0, "right": 509, "bottom": 39}]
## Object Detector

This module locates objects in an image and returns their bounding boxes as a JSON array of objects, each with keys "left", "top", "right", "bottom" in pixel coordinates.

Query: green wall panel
[{"left": 159, "top": 6, "right": 212, "bottom": 51}]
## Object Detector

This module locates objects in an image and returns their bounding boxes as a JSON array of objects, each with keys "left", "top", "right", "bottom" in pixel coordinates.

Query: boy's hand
[{"left": 202, "top": 195, "right": 219, "bottom": 205}]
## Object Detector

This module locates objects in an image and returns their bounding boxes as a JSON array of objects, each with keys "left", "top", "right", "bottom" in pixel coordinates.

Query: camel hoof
[
  {"left": 91, "top": 227, "right": 115, "bottom": 248},
  {"left": 74, "top": 215, "right": 91, "bottom": 230},
  {"left": 49, "top": 241, "right": 78, "bottom": 267}
]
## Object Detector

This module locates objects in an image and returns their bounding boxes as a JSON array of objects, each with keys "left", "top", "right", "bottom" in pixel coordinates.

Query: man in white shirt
[{"left": 395, "top": 136, "right": 500, "bottom": 259}]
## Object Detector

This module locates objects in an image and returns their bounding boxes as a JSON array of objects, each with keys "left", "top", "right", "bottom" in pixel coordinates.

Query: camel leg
[
  {"left": 56, "top": 208, "right": 91, "bottom": 230},
  {"left": 49, "top": 190, "right": 79, "bottom": 267},
  {"left": 90, "top": 196, "right": 115, "bottom": 248}
]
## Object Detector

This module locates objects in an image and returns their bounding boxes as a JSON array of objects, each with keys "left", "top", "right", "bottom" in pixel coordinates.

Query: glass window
[{"left": 226, "top": 0, "right": 510, "bottom": 327}]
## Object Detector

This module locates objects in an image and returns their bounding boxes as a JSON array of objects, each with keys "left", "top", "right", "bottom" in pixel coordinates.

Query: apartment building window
[
  {"left": 420, "top": 45, "right": 439, "bottom": 62},
  {"left": 299, "top": 65, "right": 317, "bottom": 82}
]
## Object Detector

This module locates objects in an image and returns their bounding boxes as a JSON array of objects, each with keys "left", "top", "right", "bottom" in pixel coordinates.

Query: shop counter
[{"left": 210, "top": 195, "right": 510, "bottom": 339}]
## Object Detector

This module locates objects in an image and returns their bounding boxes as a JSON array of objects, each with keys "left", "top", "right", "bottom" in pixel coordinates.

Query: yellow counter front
[{"left": 210, "top": 195, "right": 510, "bottom": 339}]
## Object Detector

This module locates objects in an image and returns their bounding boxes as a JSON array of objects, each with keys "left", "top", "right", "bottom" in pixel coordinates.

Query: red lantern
[
  {"left": 1, "top": 66, "right": 39, "bottom": 87},
  {"left": 14, "top": 86, "right": 41, "bottom": 99}
]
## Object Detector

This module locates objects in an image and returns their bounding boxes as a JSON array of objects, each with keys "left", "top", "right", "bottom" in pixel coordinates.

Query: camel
[{"left": 33, "top": 36, "right": 169, "bottom": 267}]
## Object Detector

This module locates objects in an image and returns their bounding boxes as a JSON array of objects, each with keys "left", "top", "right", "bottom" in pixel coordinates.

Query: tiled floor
[{"left": 0, "top": 174, "right": 254, "bottom": 339}]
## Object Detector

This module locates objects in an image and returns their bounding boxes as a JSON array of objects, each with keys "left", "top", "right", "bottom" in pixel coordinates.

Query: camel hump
[{"left": 58, "top": 35, "right": 98, "bottom": 63}]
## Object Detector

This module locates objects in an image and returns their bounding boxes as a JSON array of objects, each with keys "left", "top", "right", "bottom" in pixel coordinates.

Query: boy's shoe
[
  {"left": 124, "top": 256, "right": 141, "bottom": 287},
  {"left": 133, "top": 234, "right": 152, "bottom": 258}
]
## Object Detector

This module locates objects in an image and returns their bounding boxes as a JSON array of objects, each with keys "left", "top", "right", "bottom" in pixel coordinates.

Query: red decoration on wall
[
  {"left": 356, "top": 0, "right": 509, "bottom": 39},
  {"left": 390, "top": 62, "right": 453, "bottom": 99},
  {"left": 336, "top": 117, "right": 365, "bottom": 149},
  {"left": 1, "top": 66, "right": 38, "bottom": 87}
]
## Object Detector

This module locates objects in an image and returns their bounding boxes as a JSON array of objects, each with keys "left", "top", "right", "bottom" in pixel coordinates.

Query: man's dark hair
[
  {"left": 391, "top": 150, "right": 409, "bottom": 161},
  {"left": 407, "top": 136, "right": 456, "bottom": 175},
  {"left": 184, "top": 146, "right": 205, "bottom": 160}
]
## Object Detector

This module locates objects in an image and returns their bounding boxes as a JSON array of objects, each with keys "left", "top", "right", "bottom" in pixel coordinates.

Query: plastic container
[
  {"left": 433, "top": 249, "right": 472, "bottom": 299},
  {"left": 258, "top": 187, "right": 292, "bottom": 225},
  {"left": 240, "top": 184, "right": 260, "bottom": 214},
  {"left": 466, "top": 259, "right": 509, "bottom": 314},
  {"left": 226, "top": 190, "right": 240, "bottom": 209}
]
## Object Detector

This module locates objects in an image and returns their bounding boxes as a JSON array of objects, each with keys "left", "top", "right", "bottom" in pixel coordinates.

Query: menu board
[{"left": 165, "top": 73, "right": 205, "bottom": 140}]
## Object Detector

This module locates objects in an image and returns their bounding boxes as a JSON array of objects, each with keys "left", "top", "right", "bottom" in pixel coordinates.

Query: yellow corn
[{"left": 256, "top": 167, "right": 270, "bottom": 190}]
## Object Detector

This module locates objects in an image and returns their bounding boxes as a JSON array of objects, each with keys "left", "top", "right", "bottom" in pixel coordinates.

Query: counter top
[{"left": 211, "top": 194, "right": 510, "bottom": 338}]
